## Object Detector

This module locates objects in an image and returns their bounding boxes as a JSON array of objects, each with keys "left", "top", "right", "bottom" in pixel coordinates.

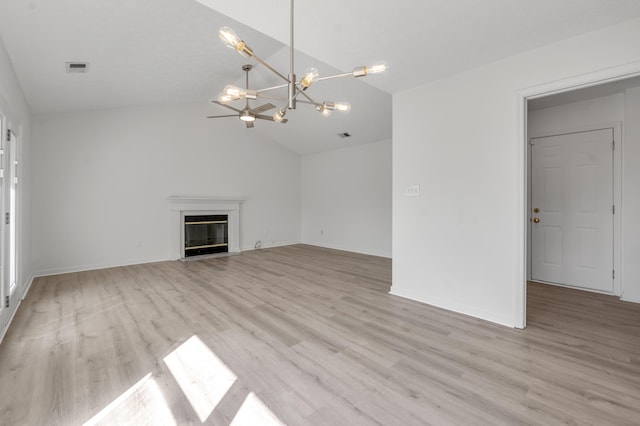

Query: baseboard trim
[
  {"left": 0, "top": 274, "right": 35, "bottom": 345},
  {"left": 621, "top": 294, "right": 640, "bottom": 304},
  {"left": 241, "top": 240, "right": 301, "bottom": 252},
  {"left": 34, "top": 244, "right": 308, "bottom": 276},
  {"left": 33, "top": 256, "right": 169, "bottom": 278},
  {"left": 301, "top": 241, "right": 391, "bottom": 259},
  {"left": 389, "top": 287, "right": 515, "bottom": 328}
]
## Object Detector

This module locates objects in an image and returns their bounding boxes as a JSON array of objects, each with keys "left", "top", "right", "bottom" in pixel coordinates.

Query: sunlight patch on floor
[
  {"left": 84, "top": 335, "right": 286, "bottom": 424},
  {"left": 164, "top": 335, "right": 237, "bottom": 422},
  {"left": 231, "top": 391, "right": 286, "bottom": 426},
  {"left": 83, "top": 373, "right": 176, "bottom": 426}
]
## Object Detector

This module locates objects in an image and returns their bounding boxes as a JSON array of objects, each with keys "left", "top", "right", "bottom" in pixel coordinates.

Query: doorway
[{"left": 516, "top": 70, "right": 640, "bottom": 328}]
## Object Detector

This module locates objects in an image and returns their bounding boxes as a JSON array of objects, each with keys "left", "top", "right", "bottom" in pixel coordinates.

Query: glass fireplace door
[{"left": 184, "top": 215, "right": 228, "bottom": 257}]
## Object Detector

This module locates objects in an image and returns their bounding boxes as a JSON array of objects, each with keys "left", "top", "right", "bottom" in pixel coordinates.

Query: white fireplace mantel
[{"left": 168, "top": 196, "right": 244, "bottom": 259}]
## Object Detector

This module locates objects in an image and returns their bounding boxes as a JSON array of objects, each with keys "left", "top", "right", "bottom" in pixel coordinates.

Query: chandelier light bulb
[
  {"left": 352, "top": 63, "right": 388, "bottom": 77},
  {"left": 219, "top": 26, "right": 253, "bottom": 58},
  {"left": 223, "top": 85, "right": 245, "bottom": 99},
  {"left": 367, "top": 63, "right": 388, "bottom": 74},
  {"left": 216, "top": 93, "right": 234, "bottom": 104},
  {"left": 316, "top": 106, "right": 331, "bottom": 117},
  {"left": 334, "top": 102, "right": 351, "bottom": 113},
  {"left": 219, "top": 27, "right": 239, "bottom": 49},
  {"left": 273, "top": 108, "right": 287, "bottom": 123},
  {"left": 300, "top": 67, "right": 319, "bottom": 90}
]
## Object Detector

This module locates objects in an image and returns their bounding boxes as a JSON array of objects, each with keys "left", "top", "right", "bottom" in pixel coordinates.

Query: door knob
[{"left": 533, "top": 217, "right": 540, "bottom": 223}]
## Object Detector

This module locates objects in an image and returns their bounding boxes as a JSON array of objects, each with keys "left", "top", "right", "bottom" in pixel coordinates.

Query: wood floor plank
[{"left": 1, "top": 245, "right": 639, "bottom": 425}]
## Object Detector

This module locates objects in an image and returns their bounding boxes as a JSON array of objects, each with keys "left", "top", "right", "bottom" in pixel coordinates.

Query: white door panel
[{"left": 531, "top": 128, "right": 613, "bottom": 292}]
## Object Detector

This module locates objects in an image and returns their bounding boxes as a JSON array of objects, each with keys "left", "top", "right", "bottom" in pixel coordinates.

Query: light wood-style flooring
[{"left": 1, "top": 244, "right": 639, "bottom": 425}]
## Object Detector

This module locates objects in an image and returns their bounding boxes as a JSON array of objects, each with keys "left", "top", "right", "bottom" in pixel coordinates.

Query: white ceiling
[
  {"left": 2, "top": 0, "right": 640, "bottom": 154},
  {"left": 201, "top": 0, "right": 640, "bottom": 94},
  {"left": 0, "top": 0, "right": 284, "bottom": 113}
]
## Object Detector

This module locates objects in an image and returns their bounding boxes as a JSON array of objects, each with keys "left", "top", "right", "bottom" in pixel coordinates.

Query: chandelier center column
[{"left": 288, "top": 0, "right": 296, "bottom": 109}]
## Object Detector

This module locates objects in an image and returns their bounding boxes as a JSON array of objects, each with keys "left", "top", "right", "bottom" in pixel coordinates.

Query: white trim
[
  {"left": 18, "top": 273, "right": 34, "bottom": 302},
  {"left": 167, "top": 195, "right": 245, "bottom": 204},
  {"left": 531, "top": 279, "right": 616, "bottom": 296},
  {"left": 33, "top": 256, "right": 168, "bottom": 278},
  {"left": 514, "top": 93, "right": 527, "bottom": 329},
  {"left": 241, "top": 240, "right": 301, "bottom": 252},
  {"left": 523, "top": 61, "right": 640, "bottom": 101},
  {"left": 621, "top": 294, "right": 640, "bottom": 304},
  {"left": 0, "top": 273, "right": 34, "bottom": 345},
  {"left": 515, "top": 60, "right": 640, "bottom": 329},
  {"left": 390, "top": 287, "right": 514, "bottom": 328},
  {"left": 618, "top": 117, "right": 626, "bottom": 300},
  {"left": 302, "top": 240, "right": 392, "bottom": 259}
]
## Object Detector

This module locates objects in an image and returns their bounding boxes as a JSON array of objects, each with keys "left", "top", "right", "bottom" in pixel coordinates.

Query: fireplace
[
  {"left": 184, "top": 214, "right": 228, "bottom": 257},
  {"left": 168, "top": 196, "right": 243, "bottom": 260}
]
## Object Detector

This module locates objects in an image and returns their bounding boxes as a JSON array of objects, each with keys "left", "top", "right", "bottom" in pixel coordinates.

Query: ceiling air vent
[
  {"left": 338, "top": 132, "right": 351, "bottom": 139},
  {"left": 66, "top": 62, "right": 89, "bottom": 73}
]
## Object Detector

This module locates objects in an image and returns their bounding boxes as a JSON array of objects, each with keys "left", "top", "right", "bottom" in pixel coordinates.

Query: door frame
[
  {"left": 528, "top": 123, "right": 621, "bottom": 295},
  {"left": 0, "top": 90, "right": 26, "bottom": 344},
  {"left": 0, "top": 114, "right": 5, "bottom": 332},
  {"left": 514, "top": 61, "right": 640, "bottom": 329},
  {"left": 5, "top": 128, "right": 19, "bottom": 297}
]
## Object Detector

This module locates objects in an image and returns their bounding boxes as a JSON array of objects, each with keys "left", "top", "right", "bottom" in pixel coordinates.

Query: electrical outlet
[{"left": 405, "top": 185, "right": 420, "bottom": 196}]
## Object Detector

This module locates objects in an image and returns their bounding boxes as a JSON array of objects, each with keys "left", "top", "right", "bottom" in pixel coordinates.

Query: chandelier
[{"left": 208, "top": 0, "right": 387, "bottom": 127}]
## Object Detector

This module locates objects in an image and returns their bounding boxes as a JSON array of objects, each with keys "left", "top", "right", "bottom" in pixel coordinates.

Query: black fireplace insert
[{"left": 184, "top": 214, "right": 228, "bottom": 257}]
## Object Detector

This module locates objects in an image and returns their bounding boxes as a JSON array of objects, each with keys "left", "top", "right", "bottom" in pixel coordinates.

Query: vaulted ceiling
[{"left": 2, "top": 0, "right": 640, "bottom": 154}]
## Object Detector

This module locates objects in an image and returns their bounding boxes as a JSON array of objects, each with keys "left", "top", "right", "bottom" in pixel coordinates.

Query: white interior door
[{"left": 531, "top": 128, "right": 614, "bottom": 293}]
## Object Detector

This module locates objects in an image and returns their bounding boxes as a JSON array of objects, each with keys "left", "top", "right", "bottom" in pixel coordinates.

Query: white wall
[
  {"left": 0, "top": 36, "right": 33, "bottom": 339},
  {"left": 392, "top": 17, "right": 640, "bottom": 327},
  {"left": 32, "top": 103, "right": 301, "bottom": 275},
  {"left": 623, "top": 86, "right": 640, "bottom": 303},
  {"left": 528, "top": 94, "right": 625, "bottom": 134},
  {"left": 301, "top": 139, "right": 391, "bottom": 257}
]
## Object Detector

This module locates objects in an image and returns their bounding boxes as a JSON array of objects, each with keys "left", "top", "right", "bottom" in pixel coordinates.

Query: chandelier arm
[
  {"left": 256, "top": 72, "right": 355, "bottom": 94},
  {"left": 255, "top": 71, "right": 358, "bottom": 95},
  {"left": 255, "top": 94, "right": 288, "bottom": 102},
  {"left": 251, "top": 53, "right": 290, "bottom": 83},
  {"left": 256, "top": 72, "right": 353, "bottom": 99},
  {"left": 296, "top": 99, "right": 323, "bottom": 107},
  {"left": 257, "top": 84, "right": 289, "bottom": 93},
  {"left": 316, "top": 72, "right": 354, "bottom": 82},
  {"left": 212, "top": 101, "right": 243, "bottom": 113},
  {"left": 297, "top": 89, "right": 317, "bottom": 105}
]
